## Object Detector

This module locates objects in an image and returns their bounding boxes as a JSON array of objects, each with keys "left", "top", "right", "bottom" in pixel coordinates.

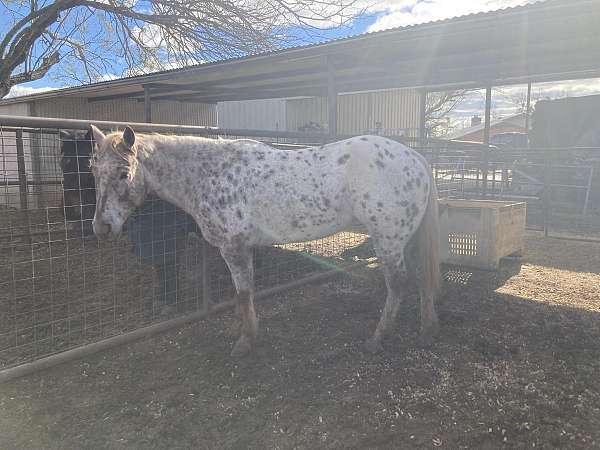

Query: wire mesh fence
[
  {"left": 1, "top": 117, "right": 599, "bottom": 373},
  {"left": 410, "top": 137, "right": 600, "bottom": 237},
  {"left": 0, "top": 123, "right": 371, "bottom": 371}
]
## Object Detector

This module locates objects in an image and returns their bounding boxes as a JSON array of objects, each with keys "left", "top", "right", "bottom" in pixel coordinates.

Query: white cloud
[
  {"left": 95, "top": 73, "right": 119, "bottom": 82},
  {"left": 367, "top": 0, "right": 539, "bottom": 32},
  {"left": 6, "top": 85, "right": 58, "bottom": 98},
  {"left": 447, "top": 78, "right": 600, "bottom": 129}
]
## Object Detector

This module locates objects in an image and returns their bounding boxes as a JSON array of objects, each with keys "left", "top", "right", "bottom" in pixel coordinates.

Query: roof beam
[{"left": 143, "top": 66, "right": 329, "bottom": 93}]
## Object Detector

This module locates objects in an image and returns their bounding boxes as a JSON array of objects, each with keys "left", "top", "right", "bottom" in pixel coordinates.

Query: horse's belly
[{"left": 251, "top": 208, "right": 352, "bottom": 245}]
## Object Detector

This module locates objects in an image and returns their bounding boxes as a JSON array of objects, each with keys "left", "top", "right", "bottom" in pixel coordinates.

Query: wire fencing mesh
[
  {"left": 0, "top": 125, "right": 371, "bottom": 371},
  {"left": 412, "top": 137, "right": 600, "bottom": 236},
  {"left": 1, "top": 122, "right": 599, "bottom": 371}
]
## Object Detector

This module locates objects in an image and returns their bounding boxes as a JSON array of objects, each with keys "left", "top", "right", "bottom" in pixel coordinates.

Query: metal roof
[{"left": 1, "top": 0, "right": 600, "bottom": 106}]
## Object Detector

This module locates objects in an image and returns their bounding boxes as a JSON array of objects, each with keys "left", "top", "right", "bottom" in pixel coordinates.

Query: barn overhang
[{"left": 0, "top": 0, "right": 599, "bottom": 106}]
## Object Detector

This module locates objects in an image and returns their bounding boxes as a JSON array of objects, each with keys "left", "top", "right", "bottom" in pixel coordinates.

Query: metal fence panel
[
  {"left": 1, "top": 115, "right": 599, "bottom": 375},
  {"left": 0, "top": 122, "right": 371, "bottom": 372}
]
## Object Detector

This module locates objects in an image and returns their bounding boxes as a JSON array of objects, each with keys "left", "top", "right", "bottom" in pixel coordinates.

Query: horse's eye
[{"left": 119, "top": 171, "right": 129, "bottom": 180}]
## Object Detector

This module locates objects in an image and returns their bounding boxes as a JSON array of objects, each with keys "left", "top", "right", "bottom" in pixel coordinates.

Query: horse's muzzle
[{"left": 92, "top": 218, "right": 111, "bottom": 239}]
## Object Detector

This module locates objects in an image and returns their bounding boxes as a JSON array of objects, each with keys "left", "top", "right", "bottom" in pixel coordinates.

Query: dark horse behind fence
[
  {"left": 59, "top": 130, "right": 201, "bottom": 305},
  {"left": 59, "top": 129, "right": 96, "bottom": 236},
  {"left": 89, "top": 126, "right": 441, "bottom": 358}
]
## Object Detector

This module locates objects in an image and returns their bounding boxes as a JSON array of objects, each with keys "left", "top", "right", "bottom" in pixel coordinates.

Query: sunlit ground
[{"left": 496, "top": 264, "right": 600, "bottom": 313}]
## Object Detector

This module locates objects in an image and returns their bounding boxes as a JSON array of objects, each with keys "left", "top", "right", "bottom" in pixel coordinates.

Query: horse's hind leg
[
  {"left": 418, "top": 283, "right": 439, "bottom": 348},
  {"left": 365, "top": 250, "right": 408, "bottom": 354},
  {"left": 220, "top": 245, "right": 258, "bottom": 357}
]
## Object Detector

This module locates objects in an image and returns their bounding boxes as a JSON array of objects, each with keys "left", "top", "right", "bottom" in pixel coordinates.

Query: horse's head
[{"left": 89, "top": 125, "right": 146, "bottom": 239}]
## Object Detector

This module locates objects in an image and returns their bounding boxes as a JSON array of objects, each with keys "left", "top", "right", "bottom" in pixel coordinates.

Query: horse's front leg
[{"left": 220, "top": 245, "right": 257, "bottom": 357}]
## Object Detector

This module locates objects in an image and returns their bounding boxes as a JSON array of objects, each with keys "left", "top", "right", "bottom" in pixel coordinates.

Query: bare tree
[
  {"left": 497, "top": 87, "right": 545, "bottom": 114},
  {"left": 0, "top": 0, "right": 362, "bottom": 98},
  {"left": 425, "top": 90, "right": 473, "bottom": 137}
]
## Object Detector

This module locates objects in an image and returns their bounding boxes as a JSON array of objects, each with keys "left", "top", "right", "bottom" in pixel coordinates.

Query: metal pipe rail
[
  {"left": 0, "top": 258, "right": 373, "bottom": 383},
  {"left": 0, "top": 115, "right": 332, "bottom": 141}
]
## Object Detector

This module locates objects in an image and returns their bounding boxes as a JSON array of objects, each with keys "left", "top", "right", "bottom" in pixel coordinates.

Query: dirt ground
[{"left": 1, "top": 231, "right": 600, "bottom": 449}]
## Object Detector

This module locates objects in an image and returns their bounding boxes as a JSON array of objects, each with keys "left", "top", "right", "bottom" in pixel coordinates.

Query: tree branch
[{"left": 1, "top": 0, "right": 360, "bottom": 97}]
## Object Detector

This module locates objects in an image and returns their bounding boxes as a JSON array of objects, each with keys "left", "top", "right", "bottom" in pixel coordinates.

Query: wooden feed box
[{"left": 438, "top": 199, "right": 526, "bottom": 270}]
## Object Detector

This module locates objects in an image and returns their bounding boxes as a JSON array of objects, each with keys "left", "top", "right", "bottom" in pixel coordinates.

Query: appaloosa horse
[{"left": 89, "top": 125, "right": 441, "bottom": 357}]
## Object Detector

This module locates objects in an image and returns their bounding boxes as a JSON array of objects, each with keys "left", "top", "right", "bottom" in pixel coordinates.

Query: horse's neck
[{"left": 139, "top": 141, "right": 202, "bottom": 216}]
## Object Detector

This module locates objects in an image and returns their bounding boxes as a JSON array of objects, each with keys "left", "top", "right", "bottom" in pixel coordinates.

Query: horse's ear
[
  {"left": 89, "top": 124, "right": 105, "bottom": 145},
  {"left": 123, "top": 126, "right": 135, "bottom": 149}
]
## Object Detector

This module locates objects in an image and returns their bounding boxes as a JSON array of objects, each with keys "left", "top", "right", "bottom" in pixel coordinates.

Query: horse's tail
[{"left": 414, "top": 173, "right": 442, "bottom": 302}]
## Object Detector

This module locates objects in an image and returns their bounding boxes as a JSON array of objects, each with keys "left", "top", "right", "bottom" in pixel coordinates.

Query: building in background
[
  {"left": 0, "top": 83, "right": 421, "bottom": 209},
  {"left": 217, "top": 88, "right": 420, "bottom": 137},
  {"left": 447, "top": 112, "right": 528, "bottom": 142}
]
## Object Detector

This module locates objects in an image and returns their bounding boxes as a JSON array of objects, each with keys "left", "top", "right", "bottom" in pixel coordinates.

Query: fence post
[
  {"left": 482, "top": 87, "right": 492, "bottom": 197},
  {"left": 326, "top": 57, "right": 338, "bottom": 140},
  {"left": 144, "top": 86, "right": 152, "bottom": 124},
  {"left": 15, "top": 129, "right": 32, "bottom": 245},
  {"left": 15, "top": 129, "right": 28, "bottom": 211}
]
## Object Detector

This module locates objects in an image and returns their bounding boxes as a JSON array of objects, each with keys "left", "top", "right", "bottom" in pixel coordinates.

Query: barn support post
[
  {"left": 144, "top": 86, "right": 152, "bottom": 123},
  {"left": 482, "top": 86, "right": 492, "bottom": 197},
  {"left": 327, "top": 57, "right": 338, "bottom": 139},
  {"left": 419, "top": 90, "right": 428, "bottom": 146},
  {"left": 525, "top": 82, "right": 532, "bottom": 132}
]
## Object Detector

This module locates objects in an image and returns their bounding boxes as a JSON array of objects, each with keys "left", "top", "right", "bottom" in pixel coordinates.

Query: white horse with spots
[{"left": 89, "top": 125, "right": 441, "bottom": 357}]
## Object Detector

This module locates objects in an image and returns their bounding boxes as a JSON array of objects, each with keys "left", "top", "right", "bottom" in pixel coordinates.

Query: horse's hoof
[
  {"left": 364, "top": 337, "right": 384, "bottom": 354},
  {"left": 231, "top": 338, "right": 253, "bottom": 358}
]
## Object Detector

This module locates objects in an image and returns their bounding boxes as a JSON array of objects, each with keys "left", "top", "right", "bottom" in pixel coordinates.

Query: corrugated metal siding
[
  {"left": 32, "top": 97, "right": 217, "bottom": 126},
  {"left": 0, "top": 102, "right": 30, "bottom": 116},
  {"left": 285, "top": 97, "right": 327, "bottom": 132},
  {"left": 217, "top": 99, "right": 286, "bottom": 131},
  {"left": 369, "top": 89, "right": 421, "bottom": 137},
  {"left": 338, "top": 94, "right": 372, "bottom": 135},
  {"left": 286, "top": 89, "right": 421, "bottom": 136}
]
